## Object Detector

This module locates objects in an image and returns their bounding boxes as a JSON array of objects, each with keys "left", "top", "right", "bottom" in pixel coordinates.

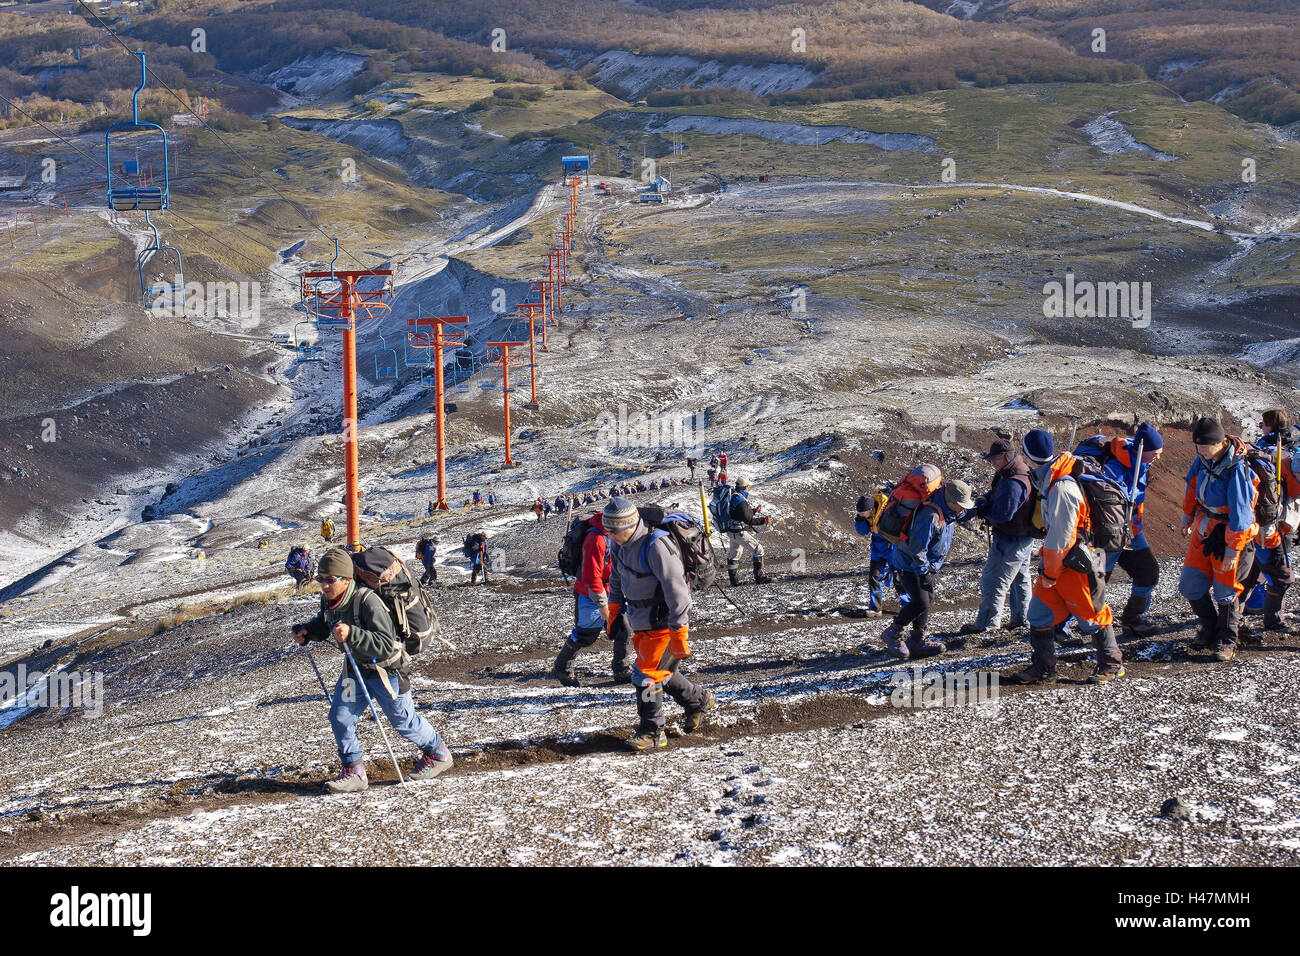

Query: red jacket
[{"left": 576, "top": 513, "right": 613, "bottom": 601}]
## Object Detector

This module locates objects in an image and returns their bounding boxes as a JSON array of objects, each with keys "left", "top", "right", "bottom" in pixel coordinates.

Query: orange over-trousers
[
  {"left": 632, "top": 627, "right": 691, "bottom": 686},
  {"left": 1031, "top": 567, "right": 1114, "bottom": 628}
]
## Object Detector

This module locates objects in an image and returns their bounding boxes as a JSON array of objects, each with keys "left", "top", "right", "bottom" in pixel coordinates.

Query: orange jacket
[{"left": 1037, "top": 453, "right": 1089, "bottom": 580}]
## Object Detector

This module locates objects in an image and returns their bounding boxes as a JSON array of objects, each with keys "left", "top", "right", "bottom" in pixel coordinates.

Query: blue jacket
[
  {"left": 988, "top": 470, "right": 1030, "bottom": 526},
  {"left": 889, "top": 490, "right": 958, "bottom": 575},
  {"left": 1183, "top": 437, "right": 1257, "bottom": 552}
]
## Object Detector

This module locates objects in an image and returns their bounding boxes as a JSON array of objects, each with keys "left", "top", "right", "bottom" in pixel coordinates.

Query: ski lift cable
[{"left": 73, "top": 1, "right": 377, "bottom": 273}]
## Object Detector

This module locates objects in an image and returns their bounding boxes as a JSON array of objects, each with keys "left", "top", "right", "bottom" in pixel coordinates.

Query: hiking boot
[
  {"left": 727, "top": 565, "right": 741, "bottom": 587},
  {"left": 752, "top": 556, "right": 771, "bottom": 585},
  {"left": 1002, "top": 616, "right": 1027, "bottom": 631},
  {"left": 551, "top": 643, "right": 581, "bottom": 687},
  {"left": 880, "top": 624, "right": 908, "bottom": 660},
  {"left": 1263, "top": 589, "right": 1299, "bottom": 635},
  {"left": 626, "top": 730, "right": 668, "bottom": 752},
  {"left": 907, "top": 634, "right": 944, "bottom": 659},
  {"left": 1213, "top": 641, "right": 1236, "bottom": 663},
  {"left": 1121, "top": 616, "right": 1159, "bottom": 638},
  {"left": 682, "top": 690, "right": 716, "bottom": 734},
  {"left": 409, "top": 746, "right": 453, "bottom": 782},
  {"left": 325, "top": 761, "right": 368, "bottom": 794},
  {"left": 1006, "top": 627, "right": 1057, "bottom": 685},
  {"left": 1189, "top": 595, "right": 1218, "bottom": 649},
  {"left": 611, "top": 668, "right": 634, "bottom": 685},
  {"left": 1087, "top": 665, "right": 1125, "bottom": 685},
  {"left": 957, "top": 623, "right": 986, "bottom": 637}
]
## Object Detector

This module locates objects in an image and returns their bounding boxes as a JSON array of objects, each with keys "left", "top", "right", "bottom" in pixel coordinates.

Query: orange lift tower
[
  {"left": 515, "top": 300, "right": 546, "bottom": 408},
  {"left": 300, "top": 243, "right": 394, "bottom": 551},
  {"left": 530, "top": 279, "right": 552, "bottom": 348},
  {"left": 547, "top": 249, "right": 563, "bottom": 314},
  {"left": 407, "top": 313, "right": 468, "bottom": 510},
  {"left": 486, "top": 340, "right": 526, "bottom": 467}
]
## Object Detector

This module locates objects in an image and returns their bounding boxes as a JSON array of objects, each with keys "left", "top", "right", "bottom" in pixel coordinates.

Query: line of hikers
[
  {"left": 287, "top": 410, "right": 1298, "bottom": 788},
  {"left": 852, "top": 410, "right": 1299, "bottom": 684}
]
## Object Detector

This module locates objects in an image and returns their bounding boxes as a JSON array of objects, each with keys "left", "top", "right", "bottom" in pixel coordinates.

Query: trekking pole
[
  {"left": 340, "top": 642, "right": 406, "bottom": 786},
  {"left": 304, "top": 642, "right": 331, "bottom": 700}
]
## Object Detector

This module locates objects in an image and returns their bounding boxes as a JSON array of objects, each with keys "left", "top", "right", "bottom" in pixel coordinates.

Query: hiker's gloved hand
[
  {"left": 332, "top": 622, "right": 350, "bottom": 644},
  {"left": 292, "top": 626, "right": 308, "bottom": 646}
]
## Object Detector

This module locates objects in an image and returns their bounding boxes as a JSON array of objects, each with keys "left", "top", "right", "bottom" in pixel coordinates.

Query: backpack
[
  {"left": 462, "top": 534, "right": 478, "bottom": 558},
  {"left": 1060, "top": 459, "right": 1133, "bottom": 553},
  {"left": 285, "top": 546, "right": 306, "bottom": 572},
  {"left": 875, "top": 465, "right": 943, "bottom": 545},
  {"left": 710, "top": 484, "right": 739, "bottom": 532},
  {"left": 558, "top": 515, "right": 598, "bottom": 577},
  {"left": 416, "top": 536, "right": 434, "bottom": 561},
  {"left": 350, "top": 546, "right": 441, "bottom": 656},
  {"left": 636, "top": 505, "right": 717, "bottom": 593},
  {"left": 1074, "top": 435, "right": 1116, "bottom": 468},
  {"left": 1244, "top": 451, "right": 1281, "bottom": 526}
]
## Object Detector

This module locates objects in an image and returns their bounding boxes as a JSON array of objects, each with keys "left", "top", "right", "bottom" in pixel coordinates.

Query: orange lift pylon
[
  {"left": 486, "top": 341, "right": 526, "bottom": 467},
  {"left": 407, "top": 314, "right": 468, "bottom": 510},
  {"left": 301, "top": 254, "right": 394, "bottom": 551},
  {"left": 515, "top": 301, "right": 546, "bottom": 408},
  {"left": 547, "top": 250, "right": 563, "bottom": 312}
]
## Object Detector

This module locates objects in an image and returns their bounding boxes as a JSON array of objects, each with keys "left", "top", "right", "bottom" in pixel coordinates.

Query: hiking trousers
[
  {"left": 1179, "top": 519, "right": 1254, "bottom": 606},
  {"left": 330, "top": 670, "right": 443, "bottom": 766},
  {"left": 1028, "top": 567, "right": 1114, "bottom": 629},
  {"left": 973, "top": 534, "right": 1035, "bottom": 629},
  {"left": 726, "top": 529, "right": 764, "bottom": 564},
  {"left": 893, "top": 571, "right": 934, "bottom": 636}
]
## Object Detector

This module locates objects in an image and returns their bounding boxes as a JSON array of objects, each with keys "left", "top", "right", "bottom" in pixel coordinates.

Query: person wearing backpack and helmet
[
  {"left": 291, "top": 548, "right": 452, "bottom": 792},
  {"left": 551, "top": 510, "right": 636, "bottom": 687},
  {"left": 1179, "top": 418, "right": 1260, "bottom": 661},
  {"left": 879, "top": 479, "right": 974, "bottom": 659},
  {"left": 719, "top": 475, "right": 772, "bottom": 586},
  {"left": 1243, "top": 408, "right": 1299, "bottom": 637},
  {"left": 959, "top": 439, "right": 1039, "bottom": 638},
  {"left": 1009, "top": 429, "right": 1124, "bottom": 685},
  {"left": 1077, "top": 422, "right": 1165, "bottom": 638},
  {"left": 604, "top": 497, "right": 715, "bottom": 752}
]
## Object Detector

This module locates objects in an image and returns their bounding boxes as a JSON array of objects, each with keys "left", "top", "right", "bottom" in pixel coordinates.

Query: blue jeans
[
  {"left": 973, "top": 534, "right": 1035, "bottom": 629},
  {"left": 329, "top": 668, "right": 443, "bottom": 766}
]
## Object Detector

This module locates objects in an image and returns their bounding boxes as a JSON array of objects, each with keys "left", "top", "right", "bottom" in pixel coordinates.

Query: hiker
[
  {"left": 960, "top": 439, "right": 1040, "bottom": 637},
  {"left": 686, "top": 457, "right": 697, "bottom": 480},
  {"left": 551, "top": 510, "right": 635, "bottom": 686},
  {"left": 1076, "top": 423, "right": 1164, "bottom": 638},
  {"left": 426, "top": 500, "right": 434, "bottom": 518},
  {"left": 285, "top": 546, "right": 315, "bottom": 590},
  {"left": 488, "top": 490, "right": 496, "bottom": 506},
  {"left": 464, "top": 531, "right": 490, "bottom": 584},
  {"left": 880, "top": 479, "right": 974, "bottom": 659},
  {"left": 320, "top": 518, "right": 335, "bottom": 542},
  {"left": 291, "top": 548, "right": 452, "bottom": 792},
  {"left": 1243, "top": 408, "right": 1299, "bottom": 635},
  {"left": 1010, "top": 430, "right": 1123, "bottom": 684},
  {"left": 712, "top": 476, "right": 771, "bottom": 585},
  {"left": 717, "top": 452, "right": 729, "bottom": 485},
  {"left": 604, "top": 498, "right": 715, "bottom": 751},
  {"left": 415, "top": 535, "right": 438, "bottom": 587},
  {"left": 707, "top": 456, "right": 719, "bottom": 484},
  {"left": 1179, "top": 418, "right": 1261, "bottom": 661},
  {"left": 473, "top": 489, "right": 484, "bottom": 508},
  {"left": 855, "top": 487, "right": 899, "bottom": 618}
]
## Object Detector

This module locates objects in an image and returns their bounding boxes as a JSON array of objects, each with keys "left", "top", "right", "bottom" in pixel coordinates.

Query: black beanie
[{"left": 1192, "top": 417, "right": 1225, "bottom": 445}]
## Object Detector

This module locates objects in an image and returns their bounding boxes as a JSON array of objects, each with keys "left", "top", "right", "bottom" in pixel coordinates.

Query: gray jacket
[{"left": 608, "top": 517, "right": 692, "bottom": 632}]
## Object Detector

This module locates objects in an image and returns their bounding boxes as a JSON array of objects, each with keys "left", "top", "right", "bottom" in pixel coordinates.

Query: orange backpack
[{"left": 874, "top": 464, "right": 943, "bottom": 544}]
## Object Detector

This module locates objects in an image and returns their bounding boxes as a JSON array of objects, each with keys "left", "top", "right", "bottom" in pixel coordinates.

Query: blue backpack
[{"left": 709, "top": 484, "right": 738, "bottom": 532}]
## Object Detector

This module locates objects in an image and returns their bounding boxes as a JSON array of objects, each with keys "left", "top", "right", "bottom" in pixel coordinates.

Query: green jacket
[{"left": 299, "top": 580, "right": 399, "bottom": 675}]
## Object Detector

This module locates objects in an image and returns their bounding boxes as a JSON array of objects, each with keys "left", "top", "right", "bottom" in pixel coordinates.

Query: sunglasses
[{"left": 315, "top": 575, "right": 341, "bottom": 585}]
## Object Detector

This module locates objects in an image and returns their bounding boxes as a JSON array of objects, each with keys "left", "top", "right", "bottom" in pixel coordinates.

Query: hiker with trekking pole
[
  {"left": 710, "top": 475, "right": 772, "bottom": 586},
  {"left": 292, "top": 548, "right": 452, "bottom": 792},
  {"left": 1240, "top": 408, "right": 1300, "bottom": 638}
]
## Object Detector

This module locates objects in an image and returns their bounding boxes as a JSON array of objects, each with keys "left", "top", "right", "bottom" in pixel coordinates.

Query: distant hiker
[
  {"left": 291, "top": 548, "right": 452, "bottom": 792},
  {"left": 533, "top": 497, "right": 545, "bottom": 521},
  {"left": 285, "top": 546, "right": 315, "bottom": 590},
  {"left": 415, "top": 535, "right": 438, "bottom": 587},
  {"left": 711, "top": 476, "right": 771, "bottom": 585},
  {"left": 855, "top": 487, "right": 898, "bottom": 618},
  {"left": 604, "top": 498, "right": 715, "bottom": 751},
  {"left": 552, "top": 510, "right": 635, "bottom": 686},
  {"left": 960, "top": 439, "right": 1040, "bottom": 638},
  {"left": 1075, "top": 423, "right": 1164, "bottom": 638},
  {"left": 426, "top": 500, "right": 435, "bottom": 518},
  {"left": 1243, "top": 408, "right": 1299, "bottom": 635},
  {"left": 464, "top": 531, "right": 490, "bottom": 584},
  {"left": 473, "top": 489, "right": 484, "bottom": 508},
  {"left": 707, "top": 456, "right": 719, "bottom": 484},
  {"left": 542, "top": 496, "right": 553, "bottom": 520},
  {"left": 320, "top": 518, "right": 335, "bottom": 542},
  {"left": 880, "top": 479, "right": 974, "bottom": 660},
  {"left": 1179, "top": 418, "right": 1260, "bottom": 661},
  {"left": 686, "top": 457, "right": 697, "bottom": 480},
  {"left": 717, "top": 452, "right": 729, "bottom": 485},
  {"left": 1010, "top": 430, "right": 1123, "bottom": 685}
]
